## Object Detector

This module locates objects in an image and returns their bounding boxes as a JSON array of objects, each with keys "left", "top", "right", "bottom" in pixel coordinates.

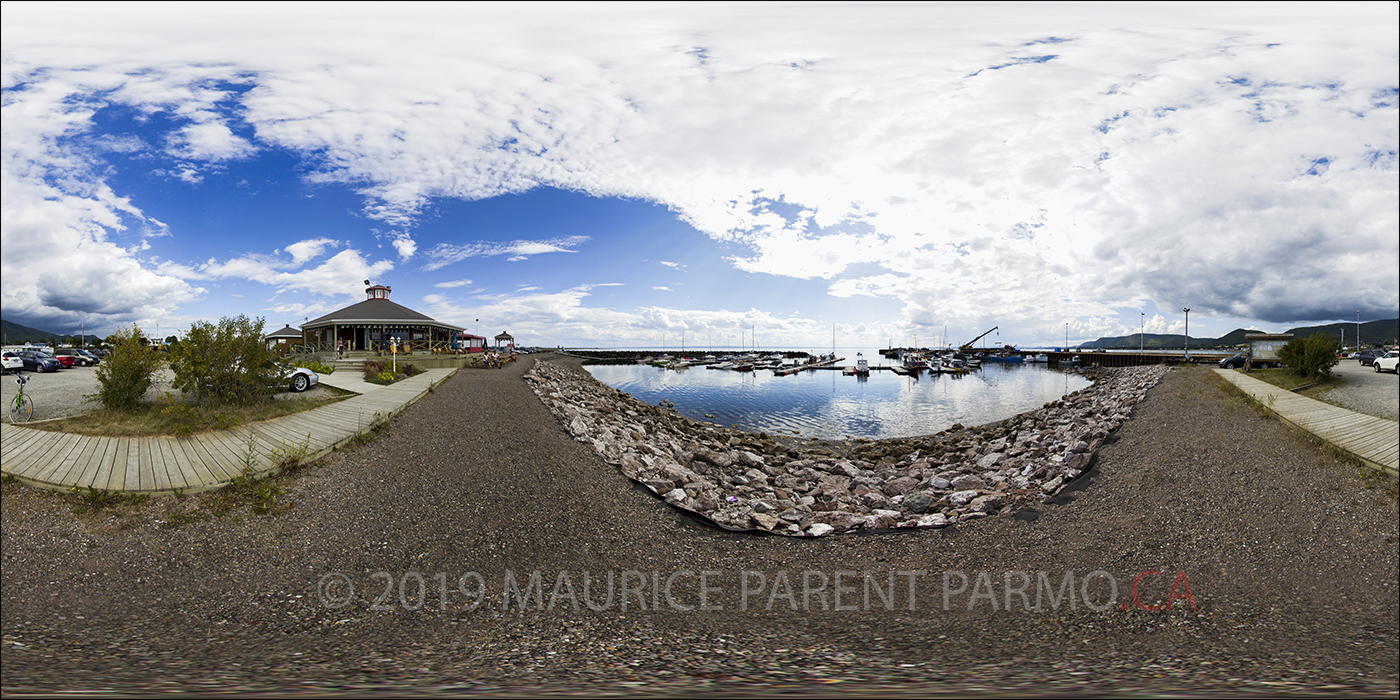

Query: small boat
[
  {"left": 983, "top": 354, "right": 1023, "bottom": 363},
  {"left": 1029, "top": 353, "right": 1049, "bottom": 363},
  {"left": 854, "top": 353, "right": 870, "bottom": 376}
]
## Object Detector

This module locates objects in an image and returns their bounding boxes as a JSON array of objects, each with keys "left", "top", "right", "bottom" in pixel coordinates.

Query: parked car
[
  {"left": 52, "top": 348, "right": 96, "bottom": 366},
  {"left": 1218, "top": 353, "right": 1248, "bottom": 369},
  {"left": 14, "top": 350, "right": 62, "bottom": 373},
  {"left": 1354, "top": 349, "right": 1381, "bottom": 366},
  {"left": 1, "top": 352, "right": 23, "bottom": 375},
  {"left": 77, "top": 349, "right": 102, "bottom": 365},
  {"left": 46, "top": 351, "right": 77, "bottom": 369},
  {"left": 1374, "top": 351, "right": 1400, "bottom": 374},
  {"left": 207, "top": 360, "right": 318, "bottom": 395},
  {"left": 282, "top": 365, "right": 318, "bottom": 392}
]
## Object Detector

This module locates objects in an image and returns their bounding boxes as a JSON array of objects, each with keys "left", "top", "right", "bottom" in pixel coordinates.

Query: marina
[{"left": 582, "top": 350, "right": 1093, "bottom": 441}]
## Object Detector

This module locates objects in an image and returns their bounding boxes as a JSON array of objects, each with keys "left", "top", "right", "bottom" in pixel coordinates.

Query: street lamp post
[
  {"left": 1183, "top": 308, "right": 1191, "bottom": 360},
  {"left": 1356, "top": 310, "right": 1361, "bottom": 350},
  {"left": 1140, "top": 312, "right": 1144, "bottom": 353}
]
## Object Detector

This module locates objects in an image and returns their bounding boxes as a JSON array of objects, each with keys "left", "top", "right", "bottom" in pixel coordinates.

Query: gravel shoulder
[
  {"left": 1297, "top": 359, "right": 1399, "bottom": 421},
  {"left": 0, "top": 366, "right": 337, "bottom": 423},
  {"left": 2, "top": 358, "right": 1396, "bottom": 696}
]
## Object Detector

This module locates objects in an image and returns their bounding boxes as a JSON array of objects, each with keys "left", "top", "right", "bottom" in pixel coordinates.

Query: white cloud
[
  {"left": 434, "top": 279, "right": 471, "bottom": 288},
  {"left": 422, "top": 236, "right": 589, "bottom": 271},
  {"left": 1, "top": 2, "right": 1395, "bottom": 341},
  {"left": 391, "top": 232, "right": 418, "bottom": 261},
  {"left": 281, "top": 237, "right": 340, "bottom": 265}
]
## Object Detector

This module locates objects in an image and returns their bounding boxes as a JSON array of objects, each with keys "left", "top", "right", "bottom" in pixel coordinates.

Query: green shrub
[
  {"left": 88, "top": 325, "right": 165, "bottom": 410},
  {"left": 291, "top": 359, "right": 335, "bottom": 374},
  {"left": 363, "top": 360, "right": 386, "bottom": 379},
  {"left": 168, "top": 315, "right": 278, "bottom": 406},
  {"left": 1277, "top": 333, "right": 1341, "bottom": 379}
]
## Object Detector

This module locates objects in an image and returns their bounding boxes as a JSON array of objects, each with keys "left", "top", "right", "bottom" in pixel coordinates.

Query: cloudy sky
[{"left": 3, "top": 2, "right": 1396, "bottom": 349}]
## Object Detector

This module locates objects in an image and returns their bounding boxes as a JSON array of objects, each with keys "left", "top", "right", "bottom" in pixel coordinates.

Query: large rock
[
  {"left": 524, "top": 359, "right": 1167, "bottom": 537},
  {"left": 950, "top": 474, "right": 988, "bottom": 491},
  {"left": 902, "top": 492, "right": 936, "bottom": 514},
  {"left": 948, "top": 490, "right": 980, "bottom": 506},
  {"left": 882, "top": 475, "right": 921, "bottom": 496}
]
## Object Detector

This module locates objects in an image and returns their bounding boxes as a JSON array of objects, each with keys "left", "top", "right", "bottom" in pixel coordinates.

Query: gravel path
[{"left": 2, "top": 357, "right": 1396, "bottom": 696}]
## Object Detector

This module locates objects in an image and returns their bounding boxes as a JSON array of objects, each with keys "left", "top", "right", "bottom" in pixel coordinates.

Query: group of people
[
  {"left": 336, "top": 338, "right": 515, "bottom": 368},
  {"left": 481, "top": 348, "right": 515, "bottom": 369}
]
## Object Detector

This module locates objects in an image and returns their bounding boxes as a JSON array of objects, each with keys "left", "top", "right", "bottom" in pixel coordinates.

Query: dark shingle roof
[
  {"left": 266, "top": 325, "right": 302, "bottom": 339},
  {"left": 304, "top": 299, "right": 461, "bottom": 329}
]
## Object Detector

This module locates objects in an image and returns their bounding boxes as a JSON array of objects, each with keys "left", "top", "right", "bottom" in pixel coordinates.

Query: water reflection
[{"left": 585, "top": 360, "right": 1092, "bottom": 440}]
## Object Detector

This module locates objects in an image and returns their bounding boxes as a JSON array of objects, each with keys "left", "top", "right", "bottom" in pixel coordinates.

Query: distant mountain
[
  {"left": 1286, "top": 319, "right": 1399, "bottom": 347},
  {"left": 1082, "top": 318, "right": 1399, "bottom": 350},
  {"left": 1080, "top": 332, "right": 1231, "bottom": 349},
  {"left": 1, "top": 318, "right": 65, "bottom": 345}
]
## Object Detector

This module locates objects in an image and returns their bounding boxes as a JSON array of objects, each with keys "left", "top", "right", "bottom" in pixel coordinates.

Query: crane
[{"left": 960, "top": 326, "right": 998, "bottom": 352}]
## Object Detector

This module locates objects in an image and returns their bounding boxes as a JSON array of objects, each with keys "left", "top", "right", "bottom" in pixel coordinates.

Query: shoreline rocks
[{"left": 526, "top": 360, "right": 1168, "bottom": 537}]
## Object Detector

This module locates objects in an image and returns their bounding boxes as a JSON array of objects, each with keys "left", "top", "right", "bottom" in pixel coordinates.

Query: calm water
[{"left": 584, "top": 351, "right": 1092, "bottom": 440}]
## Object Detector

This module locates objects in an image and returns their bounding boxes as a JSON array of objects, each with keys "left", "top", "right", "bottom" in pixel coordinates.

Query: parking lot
[
  {"left": 1303, "top": 355, "right": 1398, "bottom": 421},
  {"left": 2, "top": 365, "right": 337, "bottom": 422}
]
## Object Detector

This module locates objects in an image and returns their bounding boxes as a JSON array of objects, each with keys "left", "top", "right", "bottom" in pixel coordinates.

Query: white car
[
  {"left": 1373, "top": 351, "right": 1400, "bottom": 374},
  {"left": 1, "top": 352, "right": 23, "bottom": 375},
  {"left": 282, "top": 365, "right": 319, "bottom": 392}
]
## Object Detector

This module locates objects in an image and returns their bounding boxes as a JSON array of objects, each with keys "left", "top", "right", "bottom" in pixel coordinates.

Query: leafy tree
[
  {"left": 164, "top": 335, "right": 180, "bottom": 347},
  {"left": 89, "top": 324, "right": 166, "bottom": 410},
  {"left": 167, "top": 315, "right": 277, "bottom": 406},
  {"left": 1277, "top": 333, "right": 1341, "bottom": 379}
]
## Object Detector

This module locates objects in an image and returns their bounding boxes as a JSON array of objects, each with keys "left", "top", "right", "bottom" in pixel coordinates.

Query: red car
[{"left": 43, "top": 351, "right": 77, "bottom": 368}]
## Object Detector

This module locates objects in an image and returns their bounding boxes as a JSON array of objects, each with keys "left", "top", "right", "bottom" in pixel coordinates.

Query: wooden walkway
[
  {"left": 0, "top": 368, "right": 456, "bottom": 494},
  {"left": 1213, "top": 369, "right": 1399, "bottom": 475}
]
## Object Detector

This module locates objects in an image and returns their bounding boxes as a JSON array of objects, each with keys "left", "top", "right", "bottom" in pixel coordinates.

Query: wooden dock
[
  {"left": 1, "top": 368, "right": 457, "bottom": 494},
  {"left": 1213, "top": 369, "right": 1399, "bottom": 475}
]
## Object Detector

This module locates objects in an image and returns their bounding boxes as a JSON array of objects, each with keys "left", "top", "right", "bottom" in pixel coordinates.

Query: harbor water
[{"left": 584, "top": 351, "right": 1093, "bottom": 441}]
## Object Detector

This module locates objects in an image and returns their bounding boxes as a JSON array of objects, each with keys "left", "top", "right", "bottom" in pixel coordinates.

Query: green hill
[
  {"left": 1082, "top": 319, "right": 1398, "bottom": 350},
  {"left": 0, "top": 318, "right": 99, "bottom": 346},
  {"left": 1081, "top": 332, "right": 1225, "bottom": 349},
  {"left": 1, "top": 318, "right": 63, "bottom": 345},
  {"left": 1285, "top": 319, "right": 1399, "bottom": 347}
]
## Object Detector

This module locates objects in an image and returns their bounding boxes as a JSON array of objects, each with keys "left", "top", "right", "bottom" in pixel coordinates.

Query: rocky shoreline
[{"left": 527, "top": 360, "right": 1168, "bottom": 536}]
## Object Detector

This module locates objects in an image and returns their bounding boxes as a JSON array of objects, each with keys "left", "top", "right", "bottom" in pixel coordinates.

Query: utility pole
[{"left": 1183, "top": 308, "right": 1191, "bottom": 359}]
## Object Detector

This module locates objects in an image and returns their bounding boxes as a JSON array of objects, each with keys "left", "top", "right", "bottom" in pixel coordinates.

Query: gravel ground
[
  {"left": 2, "top": 357, "right": 1396, "bottom": 697},
  {"left": 1298, "top": 359, "right": 1399, "bottom": 421},
  {"left": 1, "top": 366, "right": 337, "bottom": 422}
]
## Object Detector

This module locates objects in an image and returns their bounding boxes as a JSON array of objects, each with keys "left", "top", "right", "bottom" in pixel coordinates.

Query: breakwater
[
  {"left": 527, "top": 360, "right": 1169, "bottom": 537},
  {"left": 562, "top": 349, "right": 810, "bottom": 365}
]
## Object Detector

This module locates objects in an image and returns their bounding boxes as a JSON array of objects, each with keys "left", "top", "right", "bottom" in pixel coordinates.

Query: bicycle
[{"left": 10, "top": 375, "right": 34, "bottom": 422}]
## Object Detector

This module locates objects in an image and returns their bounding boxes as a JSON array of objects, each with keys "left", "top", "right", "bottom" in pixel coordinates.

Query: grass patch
[
  {"left": 32, "top": 394, "right": 347, "bottom": 438},
  {"left": 1238, "top": 367, "right": 1347, "bottom": 392},
  {"left": 352, "top": 411, "right": 391, "bottom": 446},
  {"left": 67, "top": 484, "right": 150, "bottom": 515},
  {"left": 1207, "top": 371, "right": 1398, "bottom": 501}
]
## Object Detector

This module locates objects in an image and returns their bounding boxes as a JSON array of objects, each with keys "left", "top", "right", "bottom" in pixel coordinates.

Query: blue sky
[{"left": 2, "top": 2, "right": 1397, "bottom": 348}]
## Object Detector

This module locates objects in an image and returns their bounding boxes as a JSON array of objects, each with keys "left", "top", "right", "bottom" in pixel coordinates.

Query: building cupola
[{"left": 365, "top": 280, "right": 391, "bottom": 300}]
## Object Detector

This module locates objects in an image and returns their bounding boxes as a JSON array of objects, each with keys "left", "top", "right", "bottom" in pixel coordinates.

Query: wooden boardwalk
[
  {"left": 1213, "top": 369, "right": 1399, "bottom": 475},
  {"left": 1, "top": 368, "right": 456, "bottom": 494}
]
